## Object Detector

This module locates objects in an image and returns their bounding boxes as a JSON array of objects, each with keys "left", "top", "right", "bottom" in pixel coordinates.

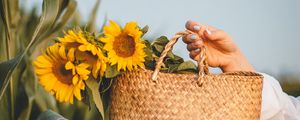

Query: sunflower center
[
  {"left": 53, "top": 61, "right": 73, "bottom": 85},
  {"left": 113, "top": 34, "right": 136, "bottom": 57}
]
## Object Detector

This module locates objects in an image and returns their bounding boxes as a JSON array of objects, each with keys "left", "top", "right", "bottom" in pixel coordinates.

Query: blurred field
[
  {"left": 278, "top": 73, "right": 300, "bottom": 97},
  {"left": 1, "top": 0, "right": 299, "bottom": 119}
]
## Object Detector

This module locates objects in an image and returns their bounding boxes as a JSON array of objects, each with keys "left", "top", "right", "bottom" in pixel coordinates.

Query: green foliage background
[{"left": 0, "top": 0, "right": 102, "bottom": 119}]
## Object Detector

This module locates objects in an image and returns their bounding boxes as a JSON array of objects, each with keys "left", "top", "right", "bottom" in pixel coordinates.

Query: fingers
[
  {"left": 185, "top": 20, "right": 201, "bottom": 32},
  {"left": 187, "top": 40, "right": 203, "bottom": 51},
  {"left": 182, "top": 31, "right": 204, "bottom": 51},
  {"left": 189, "top": 49, "right": 201, "bottom": 60},
  {"left": 185, "top": 20, "right": 229, "bottom": 41},
  {"left": 184, "top": 20, "right": 230, "bottom": 60},
  {"left": 185, "top": 20, "right": 218, "bottom": 37},
  {"left": 185, "top": 20, "right": 206, "bottom": 37},
  {"left": 182, "top": 33, "right": 199, "bottom": 43},
  {"left": 203, "top": 28, "right": 228, "bottom": 41}
]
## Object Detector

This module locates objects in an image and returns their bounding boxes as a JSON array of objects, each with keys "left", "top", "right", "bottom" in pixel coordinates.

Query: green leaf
[
  {"left": 141, "top": 25, "right": 149, "bottom": 36},
  {"left": 34, "top": 86, "right": 58, "bottom": 112},
  {"left": 81, "top": 87, "right": 92, "bottom": 109},
  {"left": 167, "top": 64, "right": 180, "bottom": 73},
  {"left": 152, "top": 36, "right": 169, "bottom": 46},
  {"left": 177, "top": 61, "right": 197, "bottom": 71},
  {"left": 6, "top": 0, "right": 20, "bottom": 28},
  {"left": 18, "top": 63, "right": 37, "bottom": 120},
  {"left": 0, "top": 0, "right": 13, "bottom": 46},
  {"left": 99, "top": 14, "right": 108, "bottom": 33},
  {"left": 0, "top": 0, "right": 64, "bottom": 101},
  {"left": 167, "top": 51, "right": 175, "bottom": 59},
  {"left": 86, "top": 0, "right": 101, "bottom": 33},
  {"left": 50, "top": 0, "right": 77, "bottom": 34},
  {"left": 35, "top": 0, "right": 61, "bottom": 39},
  {"left": 0, "top": 54, "right": 21, "bottom": 99},
  {"left": 34, "top": 0, "right": 77, "bottom": 46},
  {"left": 0, "top": 92, "right": 10, "bottom": 120},
  {"left": 37, "top": 110, "right": 67, "bottom": 120},
  {"left": 153, "top": 45, "right": 165, "bottom": 55},
  {"left": 86, "top": 79, "right": 105, "bottom": 120},
  {"left": 105, "top": 65, "right": 120, "bottom": 78},
  {"left": 151, "top": 36, "right": 174, "bottom": 58},
  {"left": 143, "top": 40, "right": 153, "bottom": 61},
  {"left": 151, "top": 36, "right": 169, "bottom": 53}
]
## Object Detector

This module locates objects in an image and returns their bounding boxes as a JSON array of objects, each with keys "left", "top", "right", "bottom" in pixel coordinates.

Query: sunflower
[
  {"left": 33, "top": 44, "right": 90, "bottom": 104},
  {"left": 75, "top": 50, "right": 107, "bottom": 78},
  {"left": 58, "top": 30, "right": 107, "bottom": 78},
  {"left": 100, "top": 20, "right": 146, "bottom": 71}
]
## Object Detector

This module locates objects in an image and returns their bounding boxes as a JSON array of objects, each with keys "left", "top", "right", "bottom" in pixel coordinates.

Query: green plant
[{"left": 0, "top": 0, "right": 102, "bottom": 119}]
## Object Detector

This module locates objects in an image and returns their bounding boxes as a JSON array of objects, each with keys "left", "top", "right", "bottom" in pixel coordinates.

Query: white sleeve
[{"left": 260, "top": 73, "right": 300, "bottom": 120}]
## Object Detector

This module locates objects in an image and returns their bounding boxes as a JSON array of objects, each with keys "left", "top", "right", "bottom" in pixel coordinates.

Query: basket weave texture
[
  {"left": 109, "top": 31, "right": 263, "bottom": 120},
  {"left": 110, "top": 70, "right": 263, "bottom": 120}
]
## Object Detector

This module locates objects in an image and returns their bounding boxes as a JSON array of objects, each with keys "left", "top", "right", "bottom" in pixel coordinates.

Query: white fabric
[{"left": 260, "top": 73, "right": 300, "bottom": 120}]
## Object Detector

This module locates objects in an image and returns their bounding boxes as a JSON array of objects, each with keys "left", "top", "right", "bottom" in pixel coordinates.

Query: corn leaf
[
  {"left": 37, "top": 110, "right": 66, "bottom": 120},
  {"left": 51, "top": 0, "right": 77, "bottom": 33},
  {"left": 0, "top": 0, "right": 12, "bottom": 45},
  {"left": 86, "top": 0, "right": 101, "bottom": 33},
  {"left": 18, "top": 63, "right": 37, "bottom": 120},
  {"left": 0, "top": 0, "right": 62, "bottom": 100}
]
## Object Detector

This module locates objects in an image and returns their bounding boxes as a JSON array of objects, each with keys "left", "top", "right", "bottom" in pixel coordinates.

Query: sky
[{"left": 23, "top": 0, "right": 300, "bottom": 75}]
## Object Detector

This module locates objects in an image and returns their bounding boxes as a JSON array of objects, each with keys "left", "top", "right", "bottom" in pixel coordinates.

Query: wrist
[{"left": 221, "top": 51, "right": 255, "bottom": 72}]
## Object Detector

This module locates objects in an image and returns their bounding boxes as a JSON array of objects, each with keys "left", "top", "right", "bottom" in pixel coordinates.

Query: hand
[{"left": 183, "top": 20, "right": 255, "bottom": 72}]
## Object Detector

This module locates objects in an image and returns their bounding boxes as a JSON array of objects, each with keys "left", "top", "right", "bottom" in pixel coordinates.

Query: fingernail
[
  {"left": 206, "top": 28, "right": 211, "bottom": 35},
  {"left": 190, "top": 34, "right": 197, "bottom": 40},
  {"left": 193, "top": 25, "right": 201, "bottom": 31},
  {"left": 194, "top": 49, "right": 200, "bottom": 52}
]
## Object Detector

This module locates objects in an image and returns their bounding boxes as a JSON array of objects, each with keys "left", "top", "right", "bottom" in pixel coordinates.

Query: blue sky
[{"left": 23, "top": 0, "right": 300, "bottom": 75}]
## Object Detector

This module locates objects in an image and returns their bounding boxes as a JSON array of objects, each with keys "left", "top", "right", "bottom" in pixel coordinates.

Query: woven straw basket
[{"left": 110, "top": 31, "right": 263, "bottom": 120}]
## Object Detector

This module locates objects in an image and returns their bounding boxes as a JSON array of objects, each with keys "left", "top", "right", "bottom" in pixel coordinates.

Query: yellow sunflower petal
[
  {"left": 39, "top": 74, "right": 57, "bottom": 91},
  {"left": 76, "top": 67, "right": 91, "bottom": 76},
  {"left": 60, "top": 87, "right": 67, "bottom": 102},
  {"left": 100, "top": 35, "right": 113, "bottom": 43},
  {"left": 64, "top": 88, "right": 72, "bottom": 103},
  {"left": 48, "top": 44, "right": 61, "bottom": 59},
  {"left": 33, "top": 60, "right": 52, "bottom": 68},
  {"left": 35, "top": 68, "right": 52, "bottom": 75},
  {"left": 100, "top": 61, "right": 107, "bottom": 77},
  {"left": 123, "top": 21, "right": 137, "bottom": 33},
  {"left": 103, "top": 20, "right": 121, "bottom": 36},
  {"left": 72, "top": 74, "right": 79, "bottom": 85},
  {"left": 78, "top": 45, "right": 88, "bottom": 52},
  {"left": 35, "top": 56, "right": 52, "bottom": 66},
  {"left": 58, "top": 45, "right": 67, "bottom": 59},
  {"left": 78, "top": 80, "right": 85, "bottom": 90},
  {"left": 91, "top": 46, "right": 97, "bottom": 55},
  {"left": 65, "top": 61, "right": 76, "bottom": 75},
  {"left": 74, "top": 87, "right": 82, "bottom": 100},
  {"left": 67, "top": 48, "right": 75, "bottom": 61},
  {"left": 77, "top": 63, "right": 90, "bottom": 69}
]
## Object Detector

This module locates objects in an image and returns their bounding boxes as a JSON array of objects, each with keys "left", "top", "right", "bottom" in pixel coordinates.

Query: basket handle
[{"left": 151, "top": 30, "right": 209, "bottom": 83}]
